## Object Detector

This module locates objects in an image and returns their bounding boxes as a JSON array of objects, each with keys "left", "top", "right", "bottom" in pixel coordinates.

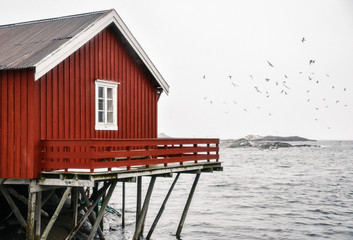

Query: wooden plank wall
[
  {"left": 38, "top": 26, "right": 158, "bottom": 142},
  {"left": 0, "top": 69, "right": 38, "bottom": 179},
  {"left": 0, "top": 26, "right": 159, "bottom": 179}
]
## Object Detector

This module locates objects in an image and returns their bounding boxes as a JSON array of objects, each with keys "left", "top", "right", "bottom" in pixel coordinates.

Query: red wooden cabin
[{"left": 0, "top": 10, "right": 219, "bottom": 179}]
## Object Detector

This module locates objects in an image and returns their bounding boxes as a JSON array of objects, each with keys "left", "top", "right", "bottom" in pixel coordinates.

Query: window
[{"left": 95, "top": 80, "right": 119, "bottom": 130}]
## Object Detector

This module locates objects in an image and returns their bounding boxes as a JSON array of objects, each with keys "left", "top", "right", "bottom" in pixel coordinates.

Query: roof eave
[{"left": 34, "top": 9, "right": 170, "bottom": 95}]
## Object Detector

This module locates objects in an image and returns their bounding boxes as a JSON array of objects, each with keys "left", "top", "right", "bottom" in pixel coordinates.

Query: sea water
[{"left": 106, "top": 140, "right": 353, "bottom": 239}]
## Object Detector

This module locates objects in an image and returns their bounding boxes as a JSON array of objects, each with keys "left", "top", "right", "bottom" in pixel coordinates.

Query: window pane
[
  {"left": 98, "top": 99, "right": 104, "bottom": 110},
  {"left": 107, "top": 88, "right": 113, "bottom": 99},
  {"left": 107, "top": 100, "right": 113, "bottom": 111},
  {"left": 98, "top": 87, "right": 104, "bottom": 98},
  {"left": 107, "top": 112, "right": 113, "bottom": 123},
  {"left": 98, "top": 111, "right": 104, "bottom": 123}
]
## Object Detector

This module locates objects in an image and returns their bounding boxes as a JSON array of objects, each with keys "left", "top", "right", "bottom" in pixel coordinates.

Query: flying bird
[
  {"left": 267, "top": 61, "right": 274, "bottom": 67},
  {"left": 254, "top": 86, "right": 262, "bottom": 93},
  {"left": 302, "top": 37, "right": 306, "bottom": 43},
  {"left": 265, "top": 78, "right": 270, "bottom": 82},
  {"left": 250, "top": 75, "right": 254, "bottom": 80},
  {"left": 308, "top": 76, "right": 313, "bottom": 81},
  {"left": 309, "top": 60, "right": 315, "bottom": 65},
  {"left": 203, "top": 75, "right": 206, "bottom": 79},
  {"left": 284, "top": 74, "right": 288, "bottom": 78},
  {"left": 228, "top": 75, "right": 232, "bottom": 79}
]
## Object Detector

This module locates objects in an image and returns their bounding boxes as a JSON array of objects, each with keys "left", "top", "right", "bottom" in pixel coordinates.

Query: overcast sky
[{"left": 1, "top": 0, "right": 352, "bottom": 140}]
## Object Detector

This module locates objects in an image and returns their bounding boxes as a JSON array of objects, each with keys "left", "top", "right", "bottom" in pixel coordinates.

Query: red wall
[
  {"left": 38, "top": 26, "right": 159, "bottom": 141},
  {"left": 0, "top": 26, "right": 159, "bottom": 179},
  {"left": 0, "top": 69, "right": 40, "bottom": 179}
]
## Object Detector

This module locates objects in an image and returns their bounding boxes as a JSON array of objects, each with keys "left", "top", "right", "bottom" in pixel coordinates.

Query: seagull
[
  {"left": 283, "top": 83, "right": 290, "bottom": 89},
  {"left": 267, "top": 61, "right": 274, "bottom": 67},
  {"left": 231, "top": 82, "right": 238, "bottom": 87},
  {"left": 254, "top": 86, "right": 262, "bottom": 93},
  {"left": 302, "top": 37, "right": 306, "bottom": 43}
]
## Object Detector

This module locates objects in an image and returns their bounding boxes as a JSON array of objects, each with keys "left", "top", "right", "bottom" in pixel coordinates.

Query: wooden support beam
[
  {"left": 146, "top": 173, "right": 180, "bottom": 240},
  {"left": 122, "top": 182, "right": 125, "bottom": 229},
  {"left": 41, "top": 187, "right": 72, "bottom": 240},
  {"left": 0, "top": 185, "right": 27, "bottom": 228},
  {"left": 176, "top": 172, "right": 201, "bottom": 238},
  {"left": 78, "top": 188, "right": 105, "bottom": 240},
  {"left": 136, "top": 176, "right": 142, "bottom": 228},
  {"left": 88, "top": 180, "right": 117, "bottom": 240},
  {"left": 72, "top": 188, "right": 78, "bottom": 227},
  {"left": 133, "top": 176, "right": 156, "bottom": 240},
  {"left": 35, "top": 192, "right": 42, "bottom": 240},
  {"left": 65, "top": 183, "right": 111, "bottom": 240},
  {"left": 27, "top": 184, "right": 36, "bottom": 240}
]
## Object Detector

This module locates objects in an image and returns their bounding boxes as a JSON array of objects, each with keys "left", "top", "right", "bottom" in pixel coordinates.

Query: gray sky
[{"left": 1, "top": 0, "right": 353, "bottom": 140}]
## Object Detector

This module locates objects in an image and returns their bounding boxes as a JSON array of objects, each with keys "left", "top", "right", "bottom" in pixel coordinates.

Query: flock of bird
[{"left": 201, "top": 37, "right": 350, "bottom": 130}]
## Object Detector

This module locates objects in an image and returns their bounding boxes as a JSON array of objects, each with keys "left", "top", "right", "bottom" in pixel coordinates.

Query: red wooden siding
[
  {"left": 0, "top": 26, "right": 160, "bottom": 179},
  {"left": 38, "top": 26, "right": 159, "bottom": 143},
  {"left": 0, "top": 69, "right": 39, "bottom": 179}
]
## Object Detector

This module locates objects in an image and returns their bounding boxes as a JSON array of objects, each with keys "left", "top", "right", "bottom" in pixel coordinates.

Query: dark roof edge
[{"left": 0, "top": 9, "right": 110, "bottom": 29}]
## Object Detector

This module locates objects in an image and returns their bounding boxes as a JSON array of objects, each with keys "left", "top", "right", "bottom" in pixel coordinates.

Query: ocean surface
[{"left": 106, "top": 140, "right": 353, "bottom": 239}]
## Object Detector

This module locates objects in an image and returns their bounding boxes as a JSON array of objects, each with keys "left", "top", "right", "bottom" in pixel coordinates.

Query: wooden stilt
[
  {"left": 133, "top": 176, "right": 156, "bottom": 240},
  {"left": 27, "top": 189, "right": 36, "bottom": 240},
  {"left": 72, "top": 187, "right": 78, "bottom": 227},
  {"left": 88, "top": 180, "right": 117, "bottom": 240},
  {"left": 146, "top": 173, "right": 180, "bottom": 240},
  {"left": 176, "top": 172, "right": 201, "bottom": 238},
  {"left": 35, "top": 192, "right": 42, "bottom": 240},
  {"left": 65, "top": 183, "right": 111, "bottom": 240},
  {"left": 41, "top": 187, "right": 72, "bottom": 240},
  {"left": 122, "top": 182, "right": 126, "bottom": 229},
  {"left": 78, "top": 188, "right": 105, "bottom": 240},
  {"left": 136, "top": 176, "right": 142, "bottom": 228}
]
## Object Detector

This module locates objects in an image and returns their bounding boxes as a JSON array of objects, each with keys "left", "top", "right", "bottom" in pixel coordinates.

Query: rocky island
[{"left": 226, "top": 135, "right": 318, "bottom": 149}]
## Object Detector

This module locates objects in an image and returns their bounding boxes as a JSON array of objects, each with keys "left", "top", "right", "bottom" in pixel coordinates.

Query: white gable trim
[{"left": 34, "top": 10, "right": 169, "bottom": 95}]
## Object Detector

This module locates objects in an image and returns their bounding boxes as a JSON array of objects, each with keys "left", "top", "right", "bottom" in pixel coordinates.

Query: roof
[{"left": 0, "top": 9, "right": 169, "bottom": 94}]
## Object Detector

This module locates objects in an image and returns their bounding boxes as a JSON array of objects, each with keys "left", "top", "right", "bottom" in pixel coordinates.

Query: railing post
[{"left": 194, "top": 143, "right": 198, "bottom": 164}]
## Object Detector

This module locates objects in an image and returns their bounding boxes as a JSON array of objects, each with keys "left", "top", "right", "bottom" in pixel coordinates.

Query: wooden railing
[{"left": 41, "top": 138, "right": 219, "bottom": 173}]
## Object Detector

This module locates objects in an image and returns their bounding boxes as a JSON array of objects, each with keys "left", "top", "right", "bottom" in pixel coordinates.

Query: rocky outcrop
[
  {"left": 258, "top": 141, "right": 292, "bottom": 149},
  {"left": 228, "top": 138, "right": 252, "bottom": 148}
]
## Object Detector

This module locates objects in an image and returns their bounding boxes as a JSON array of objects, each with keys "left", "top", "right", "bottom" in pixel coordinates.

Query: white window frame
[{"left": 95, "top": 79, "right": 119, "bottom": 131}]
